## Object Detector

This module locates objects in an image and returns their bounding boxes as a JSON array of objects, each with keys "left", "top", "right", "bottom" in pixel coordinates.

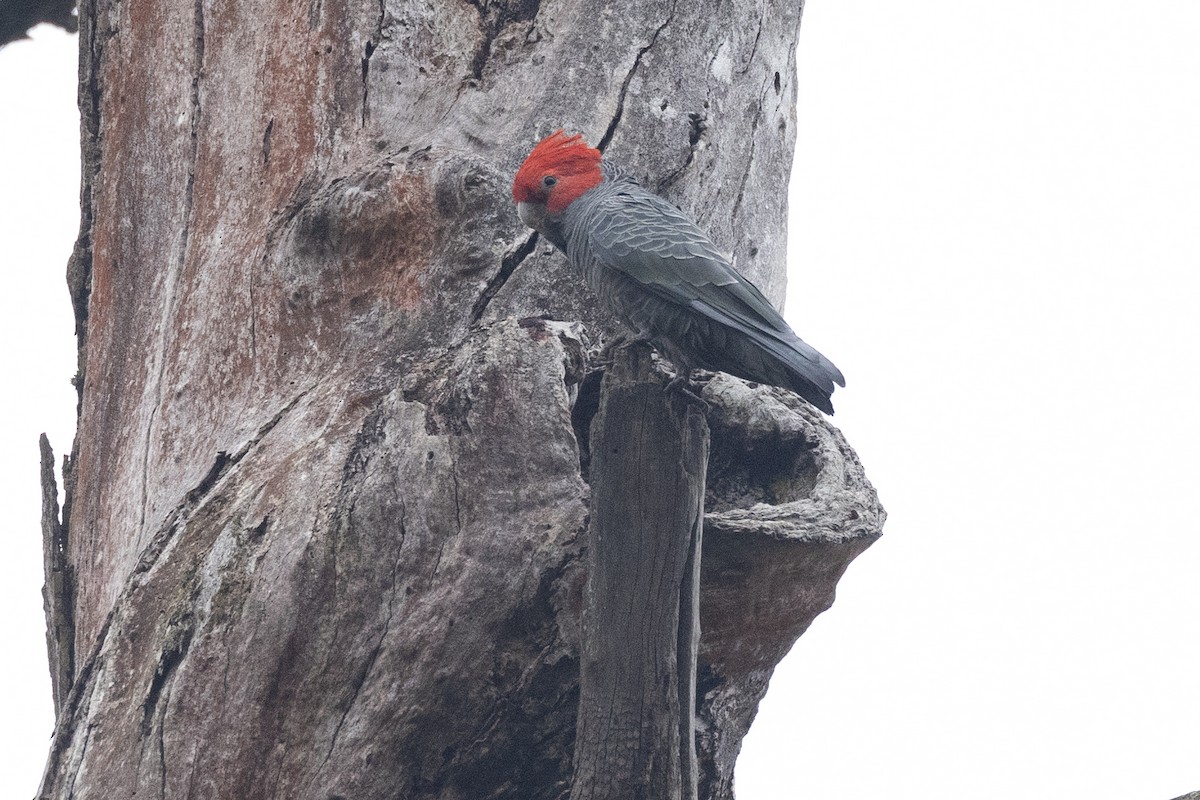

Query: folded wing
[{"left": 587, "top": 187, "right": 844, "bottom": 412}]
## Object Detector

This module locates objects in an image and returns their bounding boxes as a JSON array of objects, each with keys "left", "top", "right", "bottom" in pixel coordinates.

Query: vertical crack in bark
[
  {"left": 597, "top": 0, "right": 677, "bottom": 153},
  {"left": 360, "top": 40, "right": 376, "bottom": 126},
  {"left": 261, "top": 118, "right": 273, "bottom": 166},
  {"left": 737, "top": 6, "right": 764, "bottom": 75},
  {"left": 138, "top": 0, "right": 207, "bottom": 541},
  {"left": 361, "top": 0, "right": 385, "bottom": 126},
  {"left": 469, "top": 231, "right": 538, "bottom": 324}
]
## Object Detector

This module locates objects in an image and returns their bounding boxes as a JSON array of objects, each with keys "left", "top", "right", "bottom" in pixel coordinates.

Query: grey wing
[{"left": 587, "top": 188, "right": 845, "bottom": 396}]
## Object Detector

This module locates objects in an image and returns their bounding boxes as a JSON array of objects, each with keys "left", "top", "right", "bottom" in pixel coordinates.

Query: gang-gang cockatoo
[{"left": 512, "top": 130, "right": 844, "bottom": 413}]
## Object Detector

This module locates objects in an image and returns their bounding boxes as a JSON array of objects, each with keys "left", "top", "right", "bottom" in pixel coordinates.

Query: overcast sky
[
  {"left": 0, "top": 23, "right": 81, "bottom": 799},
  {"left": 2, "top": 2, "right": 1198, "bottom": 797}
]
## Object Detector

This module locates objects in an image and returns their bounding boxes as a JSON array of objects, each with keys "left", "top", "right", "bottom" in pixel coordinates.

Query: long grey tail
[{"left": 716, "top": 324, "right": 845, "bottom": 414}]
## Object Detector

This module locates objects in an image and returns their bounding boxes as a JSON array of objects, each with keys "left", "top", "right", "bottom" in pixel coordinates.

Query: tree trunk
[{"left": 39, "top": 0, "right": 885, "bottom": 796}]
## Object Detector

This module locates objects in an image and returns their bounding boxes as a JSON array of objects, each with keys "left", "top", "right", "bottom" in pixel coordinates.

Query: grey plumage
[{"left": 542, "top": 165, "right": 844, "bottom": 414}]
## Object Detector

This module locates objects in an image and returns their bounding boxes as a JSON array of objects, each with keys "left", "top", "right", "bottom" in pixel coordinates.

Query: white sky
[
  {"left": 2, "top": 2, "right": 1198, "bottom": 797},
  {"left": 0, "top": 24, "right": 83, "bottom": 798}
]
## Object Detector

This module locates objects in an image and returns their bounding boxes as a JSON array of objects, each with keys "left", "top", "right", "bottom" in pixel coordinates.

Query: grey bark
[
  {"left": 571, "top": 345, "right": 707, "bottom": 800},
  {"left": 39, "top": 0, "right": 885, "bottom": 796},
  {"left": 40, "top": 434, "right": 74, "bottom": 716}
]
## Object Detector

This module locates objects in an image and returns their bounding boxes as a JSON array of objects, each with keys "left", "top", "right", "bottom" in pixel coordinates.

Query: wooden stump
[{"left": 570, "top": 346, "right": 709, "bottom": 800}]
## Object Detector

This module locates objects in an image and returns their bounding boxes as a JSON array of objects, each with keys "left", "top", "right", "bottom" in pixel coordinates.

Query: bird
[{"left": 511, "top": 130, "right": 844, "bottom": 414}]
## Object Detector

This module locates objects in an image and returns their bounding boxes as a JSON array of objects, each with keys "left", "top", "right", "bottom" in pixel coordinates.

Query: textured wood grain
[
  {"left": 39, "top": 0, "right": 884, "bottom": 796},
  {"left": 571, "top": 345, "right": 707, "bottom": 800}
]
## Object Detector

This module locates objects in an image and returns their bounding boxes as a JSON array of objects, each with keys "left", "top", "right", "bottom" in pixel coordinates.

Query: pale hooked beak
[{"left": 517, "top": 201, "right": 546, "bottom": 231}]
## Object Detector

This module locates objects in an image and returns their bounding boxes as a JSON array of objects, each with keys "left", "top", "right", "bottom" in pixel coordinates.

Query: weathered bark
[
  {"left": 696, "top": 373, "right": 880, "bottom": 800},
  {"left": 39, "top": 0, "right": 885, "bottom": 796},
  {"left": 40, "top": 434, "right": 74, "bottom": 716},
  {"left": 571, "top": 345, "right": 707, "bottom": 800}
]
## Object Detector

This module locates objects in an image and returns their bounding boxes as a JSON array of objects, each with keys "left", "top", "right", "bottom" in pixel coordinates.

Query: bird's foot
[{"left": 596, "top": 333, "right": 655, "bottom": 367}]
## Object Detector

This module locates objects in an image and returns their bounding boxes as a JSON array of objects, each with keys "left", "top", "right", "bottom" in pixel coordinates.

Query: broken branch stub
[{"left": 571, "top": 345, "right": 708, "bottom": 800}]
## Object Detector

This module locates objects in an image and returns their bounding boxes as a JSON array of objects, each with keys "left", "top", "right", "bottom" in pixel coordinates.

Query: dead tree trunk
[{"left": 38, "top": 0, "right": 885, "bottom": 797}]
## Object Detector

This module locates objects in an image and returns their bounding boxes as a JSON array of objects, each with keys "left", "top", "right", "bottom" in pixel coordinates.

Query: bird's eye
[{"left": 542, "top": 175, "right": 558, "bottom": 188}]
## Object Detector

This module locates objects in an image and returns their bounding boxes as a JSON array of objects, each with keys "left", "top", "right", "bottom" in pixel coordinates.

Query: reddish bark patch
[{"left": 341, "top": 170, "right": 441, "bottom": 312}]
